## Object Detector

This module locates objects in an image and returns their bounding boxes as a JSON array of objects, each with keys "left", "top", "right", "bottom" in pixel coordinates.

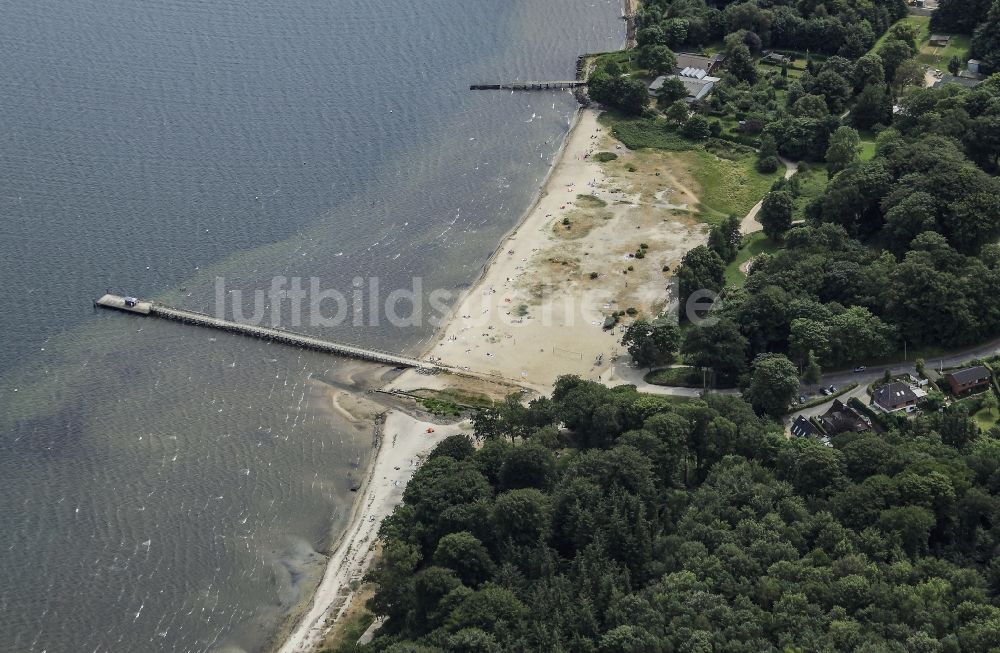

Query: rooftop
[
  {"left": 873, "top": 381, "right": 919, "bottom": 410},
  {"left": 791, "top": 415, "right": 819, "bottom": 438},
  {"left": 946, "top": 365, "right": 991, "bottom": 385},
  {"left": 934, "top": 74, "right": 983, "bottom": 89}
]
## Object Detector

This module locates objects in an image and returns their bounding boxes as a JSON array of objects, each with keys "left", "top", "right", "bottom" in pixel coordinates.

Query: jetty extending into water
[
  {"left": 470, "top": 81, "right": 585, "bottom": 91},
  {"left": 95, "top": 294, "right": 432, "bottom": 370}
]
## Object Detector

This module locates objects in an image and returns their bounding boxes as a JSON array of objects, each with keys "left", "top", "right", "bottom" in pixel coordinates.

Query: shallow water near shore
[{"left": 0, "top": 0, "right": 623, "bottom": 651}]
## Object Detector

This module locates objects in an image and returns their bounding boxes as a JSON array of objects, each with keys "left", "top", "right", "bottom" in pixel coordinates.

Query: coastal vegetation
[{"left": 350, "top": 378, "right": 1000, "bottom": 652}]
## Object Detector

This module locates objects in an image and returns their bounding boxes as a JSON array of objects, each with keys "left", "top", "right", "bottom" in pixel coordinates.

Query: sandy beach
[
  {"left": 393, "top": 107, "right": 704, "bottom": 391},
  {"left": 277, "top": 410, "right": 471, "bottom": 653}
]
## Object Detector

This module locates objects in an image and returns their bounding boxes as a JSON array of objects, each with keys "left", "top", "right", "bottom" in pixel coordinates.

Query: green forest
[{"left": 346, "top": 379, "right": 1000, "bottom": 652}]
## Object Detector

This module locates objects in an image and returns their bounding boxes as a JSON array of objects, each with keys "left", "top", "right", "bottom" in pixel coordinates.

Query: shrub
[
  {"left": 593, "top": 151, "right": 618, "bottom": 162},
  {"left": 757, "top": 155, "right": 780, "bottom": 174}
]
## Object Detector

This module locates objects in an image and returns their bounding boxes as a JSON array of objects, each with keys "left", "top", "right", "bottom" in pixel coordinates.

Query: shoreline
[
  {"left": 414, "top": 105, "right": 587, "bottom": 362},
  {"left": 274, "top": 4, "right": 634, "bottom": 650},
  {"left": 275, "top": 408, "right": 468, "bottom": 653}
]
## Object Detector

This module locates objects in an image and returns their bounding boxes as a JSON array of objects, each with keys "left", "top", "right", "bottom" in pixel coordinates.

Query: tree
[
  {"left": 664, "top": 99, "right": 689, "bottom": 123},
  {"left": 680, "top": 114, "right": 711, "bottom": 140},
  {"left": 803, "top": 350, "right": 822, "bottom": 384},
  {"left": 892, "top": 58, "right": 925, "bottom": 93},
  {"left": 813, "top": 70, "right": 852, "bottom": 113},
  {"left": 433, "top": 532, "right": 496, "bottom": 587},
  {"left": 663, "top": 18, "right": 689, "bottom": 48},
  {"left": 853, "top": 54, "right": 886, "bottom": 92},
  {"left": 744, "top": 354, "right": 800, "bottom": 417},
  {"left": 792, "top": 94, "right": 830, "bottom": 120},
  {"left": 789, "top": 318, "right": 831, "bottom": 364},
  {"left": 759, "top": 190, "right": 795, "bottom": 240},
  {"left": 851, "top": 83, "right": 891, "bottom": 130},
  {"left": 825, "top": 126, "right": 862, "bottom": 177},
  {"left": 827, "top": 307, "right": 896, "bottom": 367},
  {"left": 948, "top": 55, "right": 963, "bottom": 76},
  {"left": 498, "top": 442, "right": 556, "bottom": 490},
  {"left": 637, "top": 44, "right": 677, "bottom": 76},
  {"left": 588, "top": 74, "right": 651, "bottom": 115},
  {"left": 727, "top": 44, "right": 758, "bottom": 84},
  {"left": 490, "top": 488, "right": 551, "bottom": 546},
  {"left": 932, "top": 0, "right": 993, "bottom": 34},
  {"left": 655, "top": 76, "right": 688, "bottom": 106},
  {"left": 676, "top": 245, "right": 725, "bottom": 313},
  {"left": 877, "top": 38, "right": 916, "bottom": 82},
  {"left": 681, "top": 318, "right": 749, "bottom": 384},
  {"left": 879, "top": 505, "right": 935, "bottom": 556},
  {"left": 984, "top": 391, "right": 999, "bottom": 418},
  {"left": 707, "top": 215, "right": 742, "bottom": 262},
  {"left": 972, "top": 0, "right": 1000, "bottom": 74},
  {"left": 430, "top": 434, "right": 476, "bottom": 461},
  {"left": 621, "top": 319, "right": 680, "bottom": 368},
  {"left": 758, "top": 133, "right": 780, "bottom": 173}
]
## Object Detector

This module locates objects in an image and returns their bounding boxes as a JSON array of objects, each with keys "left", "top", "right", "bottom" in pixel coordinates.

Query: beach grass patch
[
  {"left": 593, "top": 151, "right": 618, "bottom": 162},
  {"left": 552, "top": 209, "right": 612, "bottom": 239},
  {"left": 576, "top": 193, "right": 607, "bottom": 208},
  {"left": 610, "top": 119, "right": 697, "bottom": 151}
]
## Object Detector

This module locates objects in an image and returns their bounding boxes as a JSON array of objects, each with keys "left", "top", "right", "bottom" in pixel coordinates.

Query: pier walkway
[
  {"left": 96, "top": 294, "right": 432, "bottom": 370},
  {"left": 470, "top": 81, "right": 585, "bottom": 91}
]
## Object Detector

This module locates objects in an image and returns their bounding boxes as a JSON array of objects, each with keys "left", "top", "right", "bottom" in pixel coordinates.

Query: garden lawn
[
  {"left": 873, "top": 15, "right": 930, "bottom": 52},
  {"left": 724, "top": 232, "right": 779, "bottom": 286},
  {"left": 974, "top": 406, "right": 999, "bottom": 431},
  {"left": 918, "top": 34, "right": 972, "bottom": 70}
]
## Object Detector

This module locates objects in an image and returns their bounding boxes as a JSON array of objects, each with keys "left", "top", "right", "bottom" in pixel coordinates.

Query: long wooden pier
[
  {"left": 470, "top": 81, "right": 585, "bottom": 91},
  {"left": 95, "top": 294, "right": 433, "bottom": 370}
]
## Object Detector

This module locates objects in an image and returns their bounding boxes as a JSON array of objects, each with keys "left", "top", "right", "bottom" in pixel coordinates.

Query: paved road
[{"left": 787, "top": 335, "right": 1000, "bottom": 429}]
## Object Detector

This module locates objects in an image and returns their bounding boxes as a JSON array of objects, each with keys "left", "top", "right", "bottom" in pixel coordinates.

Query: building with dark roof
[
  {"left": 945, "top": 365, "right": 992, "bottom": 396},
  {"left": 674, "top": 53, "right": 724, "bottom": 76},
  {"left": 819, "top": 399, "right": 872, "bottom": 435},
  {"left": 791, "top": 415, "right": 819, "bottom": 438},
  {"left": 873, "top": 381, "right": 921, "bottom": 413},
  {"left": 761, "top": 52, "right": 791, "bottom": 66},
  {"left": 933, "top": 74, "right": 983, "bottom": 89}
]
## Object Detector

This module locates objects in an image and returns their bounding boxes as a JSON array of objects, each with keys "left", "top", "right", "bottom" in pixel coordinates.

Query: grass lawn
[
  {"left": 918, "top": 34, "right": 972, "bottom": 70},
  {"left": 873, "top": 15, "right": 930, "bottom": 52},
  {"left": 599, "top": 112, "right": 783, "bottom": 225},
  {"left": 645, "top": 366, "right": 703, "bottom": 387},
  {"left": 860, "top": 138, "right": 877, "bottom": 161},
  {"left": 678, "top": 148, "right": 784, "bottom": 223},
  {"left": 791, "top": 164, "right": 829, "bottom": 217},
  {"left": 645, "top": 366, "right": 738, "bottom": 389},
  {"left": 724, "top": 232, "right": 779, "bottom": 286},
  {"left": 974, "top": 407, "right": 999, "bottom": 431}
]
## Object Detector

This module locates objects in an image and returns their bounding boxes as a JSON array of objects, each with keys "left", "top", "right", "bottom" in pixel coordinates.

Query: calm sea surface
[{"left": 0, "top": 0, "right": 623, "bottom": 651}]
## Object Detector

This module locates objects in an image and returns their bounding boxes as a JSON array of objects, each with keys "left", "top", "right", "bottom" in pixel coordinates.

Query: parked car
[
  {"left": 853, "top": 366, "right": 866, "bottom": 373},
  {"left": 820, "top": 387, "right": 831, "bottom": 396},
  {"left": 828, "top": 385, "right": 837, "bottom": 393}
]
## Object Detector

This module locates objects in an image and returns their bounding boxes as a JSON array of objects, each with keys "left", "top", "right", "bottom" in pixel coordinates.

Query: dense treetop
[{"left": 347, "top": 378, "right": 1000, "bottom": 653}]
